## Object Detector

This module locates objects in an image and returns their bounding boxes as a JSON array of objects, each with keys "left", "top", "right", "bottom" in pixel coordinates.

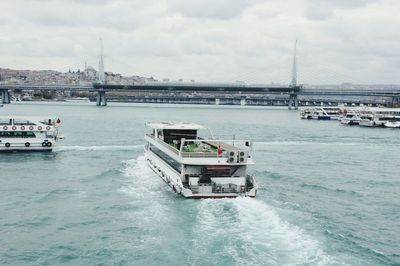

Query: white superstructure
[
  {"left": 144, "top": 122, "right": 258, "bottom": 198},
  {"left": 0, "top": 117, "right": 63, "bottom": 152},
  {"left": 300, "top": 107, "right": 341, "bottom": 120}
]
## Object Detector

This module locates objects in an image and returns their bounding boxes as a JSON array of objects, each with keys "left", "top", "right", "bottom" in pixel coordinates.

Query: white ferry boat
[
  {"left": 0, "top": 117, "right": 63, "bottom": 152},
  {"left": 300, "top": 107, "right": 341, "bottom": 120},
  {"left": 384, "top": 119, "right": 400, "bottom": 128},
  {"left": 358, "top": 114, "right": 375, "bottom": 127},
  {"left": 144, "top": 122, "right": 258, "bottom": 198},
  {"left": 340, "top": 109, "right": 362, "bottom": 125}
]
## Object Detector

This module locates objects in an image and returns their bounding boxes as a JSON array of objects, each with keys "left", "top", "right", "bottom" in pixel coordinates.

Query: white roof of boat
[
  {"left": 147, "top": 122, "right": 205, "bottom": 130},
  {"left": 0, "top": 116, "right": 57, "bottom": 120}
]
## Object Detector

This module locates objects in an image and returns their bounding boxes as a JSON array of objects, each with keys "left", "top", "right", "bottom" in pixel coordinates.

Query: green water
[{"left": 0, "top": 102, "right": 399, "bottom": 265}]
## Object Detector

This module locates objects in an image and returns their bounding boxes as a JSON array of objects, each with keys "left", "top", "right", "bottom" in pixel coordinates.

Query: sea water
[{"left": 0, "top": 102, "right": 399, "bottom": 265}]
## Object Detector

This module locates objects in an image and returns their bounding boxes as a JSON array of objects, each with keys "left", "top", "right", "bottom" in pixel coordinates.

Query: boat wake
[
  {"left": 192, "top": 198, "right": 332, "bottom": 265},
  {"left": 54, "top": 145, "right": 143, "bottom": 152},
  {"left": 120, "top": 155, "right": 167, "bottom": 200}
]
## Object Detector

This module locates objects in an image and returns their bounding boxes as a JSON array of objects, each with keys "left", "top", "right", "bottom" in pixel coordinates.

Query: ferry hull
[
  {"left": 145, "top": 149, "right": 257, "bottom": 199},
  {"left": 0, "top": 142, "right": 54, "bottom": 152}
]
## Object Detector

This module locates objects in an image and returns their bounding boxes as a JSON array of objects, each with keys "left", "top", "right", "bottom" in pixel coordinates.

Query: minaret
[
  {"left": 98, "top": 37, "right": 105, "bottom": 84},
  {"left": 291, "top": 40, "right": 297, "bottom": 87}
]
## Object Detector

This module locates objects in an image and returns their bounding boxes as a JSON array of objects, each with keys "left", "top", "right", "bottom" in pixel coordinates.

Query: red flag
[{"left": 217, "top": 145, "right": 222, "bottom": 156}]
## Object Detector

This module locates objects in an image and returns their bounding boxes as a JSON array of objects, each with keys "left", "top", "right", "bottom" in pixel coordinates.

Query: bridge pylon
[
  {"left": 288, "top": 93, "right": 299, "bottom": 110},
  {"left": 0, "top": 89, "right": 11, "bottom": 104},
  {"left": 96, "top": 90, "right": 107, "bottom": 106},
  {"left": 287, "top": 40, "right": 299, "bottom": 110}
]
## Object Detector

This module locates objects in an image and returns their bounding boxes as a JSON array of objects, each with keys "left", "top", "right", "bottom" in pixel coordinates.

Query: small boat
[
  {"left": 144, "top": 122, "right": 258, "bottom": 198},
  {"left": 384, "top": 121, "right": 400, "bottom": 128},
  {"left": 340, "top": 109, "right": 362, "bottom": 125},
  {"left": 383, "top": 116, "right": 400, "bottom": 128},
  {"left": 300, "top": 107, "right": 341, "bottom": 120},
  {"left": 0, "top": 117, "right": 63, "bottom": 152},
  {"left": 358, "top": 114, "right": 376, "bottom": 127}
]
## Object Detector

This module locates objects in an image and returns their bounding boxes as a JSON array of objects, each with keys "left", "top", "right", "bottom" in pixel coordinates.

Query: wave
[
  {"left": 191, "top": 198, "right": 332, "bottom": 265},
  {"left": 119, "top": 155, "right": 167, "bottom": 200},
  {"left": 54, "top": 145, "right": 143, "bottom": 152}
]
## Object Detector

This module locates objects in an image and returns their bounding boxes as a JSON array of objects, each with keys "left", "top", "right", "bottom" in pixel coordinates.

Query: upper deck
[
  {"left": 145, "top": 122, "right": 253, "bottom": 165},
  {"left": 0, "top": 117, "right": 60, "bottom": 132}
]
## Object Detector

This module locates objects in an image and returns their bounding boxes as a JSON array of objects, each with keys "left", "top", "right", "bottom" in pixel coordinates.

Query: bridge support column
[
  {"left": 0, "top": 89, "right": 11, "bottom": 104},
  {"left": 96, "top": 91, "right": 107, "bottom": 106},
  {"left": 288, "top": 94, "right": 298, "bottom": 110},
  {"left": 391, "top": 96, "right": 400, "bottom": 107}
]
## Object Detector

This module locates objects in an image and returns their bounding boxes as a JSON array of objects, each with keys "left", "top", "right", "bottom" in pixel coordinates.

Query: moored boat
[
  {"left": 144, "top": 122, "right": 258, "bottom": 198},
  {"left": 300, "top": 107, "right": 341, "bottom": 120},
  {"left": 340, "top": 109, "right": 362, "bottom": 125},
  {"left": 0, "top": 117, "right": 63, "bottom": 152}
]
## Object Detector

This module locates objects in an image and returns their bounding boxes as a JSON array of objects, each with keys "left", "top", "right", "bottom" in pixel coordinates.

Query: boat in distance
[
  {"left": 300, "top": 107, "right": 341, "bottom": 120},
  {"left": 0, "top": 116, "right": 63, "bottom": 152},
  {"left": 144, "top": 122, "right": 258, "bottom": 198}
]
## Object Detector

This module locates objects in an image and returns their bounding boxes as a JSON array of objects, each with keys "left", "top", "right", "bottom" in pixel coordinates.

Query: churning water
[{"left": 0, "top": 102, "right": 399, "bottom": 265}]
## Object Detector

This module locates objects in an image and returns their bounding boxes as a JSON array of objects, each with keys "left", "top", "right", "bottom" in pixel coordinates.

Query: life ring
[
  {"left": 46, "top": 142, "right": 52, "bottom": 147},
  {"left": 12, "top": 126, "right": 17, "bottom": 131},
  {"left": 2, "top": 125, "right": 8, "bottom": 130},
  {"left": 46, "top": 126, "right": 51, "bottom": 131},
  {"left": 21, "top": 125, "right": 25, "bottom": 130},
  {"left": 25, "top": 142, "right": 30, "bottom": 147},
  {"left": 41, "top": 142, "right": 47, "bottom": 147},
  {"left": 5, "top": 143, "right": 10, "bottom": 148},
  {"left": 37, "top": 126, "right": 42, "bottom": 131},
  {"left": 29, "top": 126, "right": 34, "bottom": 130}
]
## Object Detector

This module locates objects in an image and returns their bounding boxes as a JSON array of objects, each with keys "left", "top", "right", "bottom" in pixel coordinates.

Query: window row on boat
[{"left": 0, "top": 131, "right": 36, "bottom": 138}]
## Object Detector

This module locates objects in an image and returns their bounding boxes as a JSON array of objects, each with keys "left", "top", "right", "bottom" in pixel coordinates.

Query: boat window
[
  {"left": 163, "top": 129, "right": 197, "bottom": 144},
  {"left": 0, "top": 119, "right": 12, "bottom": 125},
  {"left": 149, "top": 144, "right": 181, "bottom": 173},
  {"left": 13, "top": 119, "right": 36, "bottom": 125},
  {"left": 0, "top": 131, "right": 36, "bottom": 138},
  {"left": 39, "top": 119, "right": 53, "bottom": 125}
]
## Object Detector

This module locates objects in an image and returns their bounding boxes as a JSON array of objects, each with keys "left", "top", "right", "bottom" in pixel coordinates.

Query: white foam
[
  {"left": 120, "top": 155, "right": 166, "bottom": 200},
  {"left": 193, "top": 198, "right": 332, "bottom": 265},
  {"left": 54, "top": 144, "right": 143, "bottom": 152},
  {"left": 120, "top": 155, "right": 172, "bottom": 229}
]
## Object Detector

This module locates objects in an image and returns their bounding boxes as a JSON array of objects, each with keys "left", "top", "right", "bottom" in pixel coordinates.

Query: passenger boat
[
  {"left": 0, "top": 117, "right": 63, "bottom": 152},
  {"left": 358, "top": 114, "right": 375, "bottom": 127},
  {"left": 357, "top": 108, "right": 400, "bottom": 127},
  {"left": 340, "top": 109, "right": 362, "bottom": 125},
  {"left": 384, "top": 120, "right": 400, "bottom": 128},
  {"left": 144, "top": 122, "right": 258, "bottom": 198},
  {"left": 300, "top": 107, "right": 341, "bottom": 120}
]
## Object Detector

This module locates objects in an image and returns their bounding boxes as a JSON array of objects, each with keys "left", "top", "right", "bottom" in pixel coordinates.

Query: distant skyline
[{"left": 0, "top": 0, "right": 399, "bottom": 84}]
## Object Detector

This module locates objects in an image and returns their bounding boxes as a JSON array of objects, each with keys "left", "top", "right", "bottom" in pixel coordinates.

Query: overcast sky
[{"left": 0, "top": 0, "right": 399, "bottom": 84}]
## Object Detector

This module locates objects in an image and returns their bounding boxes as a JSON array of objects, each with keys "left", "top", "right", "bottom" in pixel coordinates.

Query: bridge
[
  {"left": 1, "top": 41, "right": 399, "bottom": 108},
  {"left": 1, "top": 83, "right": 399, "bottom": 108}
]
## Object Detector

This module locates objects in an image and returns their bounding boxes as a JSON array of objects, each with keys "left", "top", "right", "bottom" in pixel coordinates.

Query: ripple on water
[{"left": 190, "top": 198, "right": 332, "bottom": 265}]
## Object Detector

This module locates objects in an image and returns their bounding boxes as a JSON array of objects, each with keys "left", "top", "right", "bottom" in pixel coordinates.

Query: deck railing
[{"left": 146, "top": 134, "right": 252, "bottom": 158}]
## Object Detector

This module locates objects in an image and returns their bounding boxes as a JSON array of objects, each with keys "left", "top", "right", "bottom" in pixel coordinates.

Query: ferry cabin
[
  {"left": 0, "top": 117, "right": 62, "bottom": 152},
  {"left": 144, "top": 122, "right": 257, "bottom": 198},
  {"left": 300, "top": 107, "right": 341, "bottom": 120}
]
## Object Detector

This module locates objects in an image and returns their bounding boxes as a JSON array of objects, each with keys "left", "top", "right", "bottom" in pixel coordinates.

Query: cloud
[
  {"left": 167, "top": 0, "right": 257, "bottom": 20},
  {"left": 304, "top": 0, "right": 376, "bottom": 20},
  {"left": 0, "top": 0, "right": 399, "bottom": 84}
]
